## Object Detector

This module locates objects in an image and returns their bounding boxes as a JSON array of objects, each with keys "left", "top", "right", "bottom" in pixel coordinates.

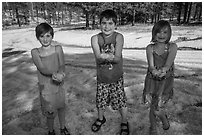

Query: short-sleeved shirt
[{"left": 96, "top": 32, "right": 123, "bottom": 84}]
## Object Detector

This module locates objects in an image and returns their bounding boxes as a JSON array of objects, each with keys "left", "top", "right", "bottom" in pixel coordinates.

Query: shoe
[
  {"left": 162, "top": 114, "right": 170, "bottom": 130},
  {"left": 120, "top": 122, "right": 129, "bottom": 135},
  {"left": 60, "top": 126, "right": 70, "bottom": 135},
  {"left": 48, "top": 130, "right": 55, "bottom": 135},
  {"left": 91, "top": 116, "right": 106, "bottom": 132}
]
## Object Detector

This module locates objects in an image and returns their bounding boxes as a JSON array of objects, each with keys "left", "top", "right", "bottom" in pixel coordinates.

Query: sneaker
[
  {"left": 48, "top": 130, "right": 55, "bottom": 135},
  {"left": 60, "top": 127, "right": 70, "bottom": 135}
]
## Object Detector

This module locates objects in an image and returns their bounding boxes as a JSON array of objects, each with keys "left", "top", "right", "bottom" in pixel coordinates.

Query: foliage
[{"left": 2, "top": 2, "right": 202, "bottom": 28}]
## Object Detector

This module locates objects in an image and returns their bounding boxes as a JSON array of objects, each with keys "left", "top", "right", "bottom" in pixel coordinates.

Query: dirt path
[{"left": 2, "top": 45, "right": 202, "bottom": 135}]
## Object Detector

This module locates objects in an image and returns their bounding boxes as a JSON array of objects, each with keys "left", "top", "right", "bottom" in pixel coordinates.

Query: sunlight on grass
[
  {"left": 16, "top": 91, "right": 33, "bottom": 112},
  {"left": 4, "top": 66, "right": 18, "bottom": 74},
  {"left": 171, "top": 121, "right": 187, "bottom": 132}
]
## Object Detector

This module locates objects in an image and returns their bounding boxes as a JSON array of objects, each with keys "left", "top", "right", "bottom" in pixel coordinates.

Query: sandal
[
  {"left": 48, "top": 130, "right": 56, "bottom": 135},
  {"left": 162, "top": 114, "right": 170, "bottom": 130},
  {"left": 60, "top": 127, "right": 70, "bottom": 135},
  {"left": 120, "top": 122, "right": 129, "bottom": 135},
  {"left": 91, "top": 116, "right": 106, "bottom": 132}
]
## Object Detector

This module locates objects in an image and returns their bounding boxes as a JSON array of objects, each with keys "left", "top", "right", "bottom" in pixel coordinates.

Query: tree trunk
[
  {"left": 193, "top": 3, "right": 198, "bottom": 20},
  {"left": 57, "top": 3, "right": 60, "bottom": 25},
  {"left": 30, "top": 2, "right": 35, "bottom": 22},
  {"left": 92, "top": 14, "right": 95, "bottom": 29},
  {"left": 62, "top": 8, "right": 64, "bottom": 25},
  {"left": 15, "top": 8, "right": 21, "bottom": 27},
  {"left": 187, "top": 2, "right": 192, "bottom": 23},
  {"left": 183, "top": 2, "right": 189, "bottom": 24},
  {"left": 177, "top": 3, "right": 182, "bottom": 24},
  {"left": 43, "top": 3, "right": 47, "bottom": 20},
  {"left": 36, "top": 8, "right": 39, "bottom": 23},
  {"left": 85, "top": 10, "right": 89, "bottom": 28},
  {"left": 198, "top": 5, "right": 202, "bottom": 21},
  {"left": 151, "top": 15, "right": 154, "bottom": 24},
  {"left": 68, "top": 9, "right": 72, "bottom": 24},
  {"left": 132, "top": 9, "right": 135, "bottom": 26}
]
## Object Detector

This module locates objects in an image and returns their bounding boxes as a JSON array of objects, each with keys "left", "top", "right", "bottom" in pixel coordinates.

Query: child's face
[
  {"left": 155, "top": 27, "right": 169, "bottom": 43},
  {"left": 100, "top": 17, "right": 116, "bottom": 36},
  {"left": 38, "top": 31, "right": 53, "bottom": 47}
]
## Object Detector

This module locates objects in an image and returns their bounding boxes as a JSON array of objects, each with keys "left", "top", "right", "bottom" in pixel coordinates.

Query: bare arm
[
  {"left": 109, "top": 33, "right": 124, "bottom": 64},
  {"left": 56, "top": 45, "right": 65, "bottom": 73},
  {"left": 162, "top": 43, "right": 178, "bottom": 72},
  {"left": 31, "top": 48, "right": 53, "bottom": 76},
  {"left": 146, "top": 44, "right": 161, "bottom": 76},
  {"left": 91, "top": 35, "right": 107, "bottom": 64},
  {"left": 146, "top": 44, "right": 155, "bottom": 71}
]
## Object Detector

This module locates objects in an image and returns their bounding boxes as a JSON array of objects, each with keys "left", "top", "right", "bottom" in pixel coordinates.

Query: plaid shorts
[{"left": 96, "top": 77, "right": 127, "bottom": 110}]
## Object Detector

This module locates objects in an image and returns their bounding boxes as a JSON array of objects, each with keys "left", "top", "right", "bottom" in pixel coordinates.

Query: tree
[
  {"left": 193, "top": 2, "right": 202, "bottom": 21},
  {"left": 176, "top": 2, "right": 183, "bottom": 24},
  {"left": 186, "top": 2, "right": 192, "bottom": 23},
  {"left": 29, "top": 2, "right": 34, "bottom": 22},
  {"left": 183, "top": 2, "right": 189, "bottom": 23},
  {"left": 2, "top": 2, "right": 202, "bottom": 28}
]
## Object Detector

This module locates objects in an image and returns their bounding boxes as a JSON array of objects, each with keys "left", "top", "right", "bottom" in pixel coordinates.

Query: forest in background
[{"left": 2, "top": 2, "right": 202, "bottom": 29}]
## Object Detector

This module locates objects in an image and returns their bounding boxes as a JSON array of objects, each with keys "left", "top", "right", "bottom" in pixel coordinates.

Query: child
[
  {"left": 31, "top": 23, "right": 70, "bottom": 135},
  {"left": 142, "top": 20, "right": 177, "bottom": 134},
  {"left": 91, "top": 9, "right": 129, "bottom": 135}
]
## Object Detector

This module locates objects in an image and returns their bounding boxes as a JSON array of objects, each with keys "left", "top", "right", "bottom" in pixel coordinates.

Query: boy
[{"left": 91, "top": 9, "right": 129, "bottom": 135}]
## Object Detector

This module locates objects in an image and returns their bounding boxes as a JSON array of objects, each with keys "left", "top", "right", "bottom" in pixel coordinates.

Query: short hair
[
  {"left": 35, "top": 23, "right": 54, "bottom": 39},
  {"left": 99, "top": 9, "right": 117, "bottom": 24},
  {"left": 151, "top": 20, "right": 172, "bottom": 43}
]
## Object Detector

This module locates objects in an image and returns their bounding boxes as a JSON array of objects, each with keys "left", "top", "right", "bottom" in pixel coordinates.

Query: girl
[
  {"left": 31, "top": 23, "right": 70, "bottom": 135},
  {"left": 142, "top": 20, "right": 177, "bottom": 134}
]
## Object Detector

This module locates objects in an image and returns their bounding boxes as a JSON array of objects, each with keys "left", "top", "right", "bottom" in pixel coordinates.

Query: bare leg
[
  {"left": 149, "top": 95, "right": 158, "bottom": 135},
  {"left": 155, "top": 109, "right": 170, "bottom": 130},
  {"left": 119, "top": 107, "right": 128, "bottom": 123},
  {"left": 119, "top": 107, "right": 129, "bottom": 135},
  {"left": 47, "top": 117, "right": 55, "bottom": 132},
  {"left": 98, "top": 108, "right": 105, "bottom": 120},
  {"left": 149, "top": 107, "right": 157, "bottom": 134},
  {"left": 58, "top": 108, "right": 65, "bottom": 129}
]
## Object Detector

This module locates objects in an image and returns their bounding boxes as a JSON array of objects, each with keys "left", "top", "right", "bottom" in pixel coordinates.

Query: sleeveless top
[
  {"left": 35, "top": 46, "right": 63, "bottom": 96},
  {"left": 147, "top": 43, "right": 174, "bottom": 80},
  {"left": 143, "top": 43, "right": 174, "bottom": 105},
  {"left": 96, "top": 32, "right": 123, "bottom": 84}
]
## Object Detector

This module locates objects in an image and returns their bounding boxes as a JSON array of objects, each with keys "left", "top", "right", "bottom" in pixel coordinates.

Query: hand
[
  {"left": 158, "top": 67, "right": 168, "bottom": 78},
  {"left": 158, "top": 71, "right": 166, "bottom": 78},
  {"left": 161, "top": 67, "right": 169, "bottom": 73},
  {"left": 106, "top": 54, "right": 114, "bottom": 61},
  {"left": 100, "top": 53, "right": 109, "bottom": 59},
  {"left": 52, "top": 72, "right": 65, "bottom": 82},
  {"left": 101, "top": 53, "right": 114, "bottom": 61},
  {"left": 152, "top": 69, "right": 161, "bottom": 76}
]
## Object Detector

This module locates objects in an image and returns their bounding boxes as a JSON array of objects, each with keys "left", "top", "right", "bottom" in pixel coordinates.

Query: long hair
[{"left": 151, "top": 20, "right": 172, "bottom": 43}]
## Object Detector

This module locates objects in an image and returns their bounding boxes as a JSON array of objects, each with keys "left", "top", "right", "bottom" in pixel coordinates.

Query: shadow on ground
[{"left": 2, "top": 47, "right": 202, "bottom": 135}]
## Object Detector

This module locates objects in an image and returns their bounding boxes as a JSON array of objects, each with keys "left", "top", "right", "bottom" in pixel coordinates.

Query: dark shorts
[{"left": 96, "top": 77, "right": 127, "bottom": 110}]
